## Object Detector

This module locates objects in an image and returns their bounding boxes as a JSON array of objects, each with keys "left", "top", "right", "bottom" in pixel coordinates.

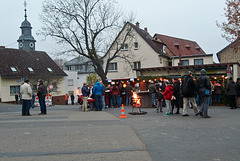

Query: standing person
[
  {"left": 70, "top": 93, "right": 75, "bottom": 105},
  {"left": 236, "top": 78, "right": 240, "bottom": 108},
  {"left": 110, "top": 83, "right": 120, "bottom": 108},
  {"left": 181, "top": 71, "right": 199, "bottom": 117},
  {"left": 15, "top": 92, "right": 19, "bottom": 104},
  {"left": 37, "top": 79, "right": 47, "bottom": 115},
  {"left": 125, "top": 82, "right": 132, "bottom": 106},
  {"left": 162, "top": 81, "right": 173, "bottom": 116},
  {"left": 172, "top": 78, "right": 181, "bottom": 114},
  {"left": 156, "top": 87, "right": 164, "bottom": 113},
  {"left": 20, "top": 78, "right": 32, "bottom": 116},
  {"left": 105, "top": 84, "right": 111, "bottom": 108},
  {"left": 226, "top": 77, "right": 236, "bottom": 109},
  {"left": 93, "top": 81, "right": 104, "bottom": 111},
  {"left": 65, "top": 93, "right": 69, "bottom": 105},
  {"left": 148, "top": 81, "right": 157, "bottom": 108},
  {"left": 196, "top": 69, "right": 211, "bottom": 118},
  {"left": 100, "top": 81, "right": 106, "bottom": 110},
  {"left": 118, "top": 83, "right": 124, "bottom": 107},
  {"left": 213, "top": 81, "right": 222, "bottom": 105},
  {"left": 82, "top": 83, "right": 89, "bottom": 112}
]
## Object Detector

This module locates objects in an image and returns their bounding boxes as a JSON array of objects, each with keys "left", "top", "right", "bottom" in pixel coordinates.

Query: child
[
  {"left": 156, "top": 87, "right": 164, "bottom": 113},
  {"left": 162, "top": 81, "right": 173, "bottom": 116}
]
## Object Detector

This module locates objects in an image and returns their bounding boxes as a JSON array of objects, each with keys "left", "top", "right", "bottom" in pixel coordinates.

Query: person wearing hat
[
  {"left": 20, "top": 78, "right": 32, "bottom": 116},
  {"left": 181, "top": 71, "right": 199, "bottom": 116},
  {"left": 196, "top": 69, "right": 211, "bottom": 118},
  {"left": 37, "top": 79, "right": 47, "bottom": 115},
  {"left": 148, "top": 81, "right": 157, "bottom": 108}
]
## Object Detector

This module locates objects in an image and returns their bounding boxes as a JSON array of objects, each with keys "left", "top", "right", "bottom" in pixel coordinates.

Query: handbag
[{"left": 205, "top": 89, "right": 210, "bottom": 96}]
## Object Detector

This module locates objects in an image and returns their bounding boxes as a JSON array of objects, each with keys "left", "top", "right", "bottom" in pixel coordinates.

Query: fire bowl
[{"left": 128, "top": 111, "right": 147, "bottom": 115}]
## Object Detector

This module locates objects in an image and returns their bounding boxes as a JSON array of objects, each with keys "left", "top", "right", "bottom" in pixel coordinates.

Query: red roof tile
[{"left": 154, "top": 34, "right": 206, "bottom": 57}]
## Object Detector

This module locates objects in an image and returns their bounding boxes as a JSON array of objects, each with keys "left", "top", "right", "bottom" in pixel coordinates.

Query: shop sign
[
  {"left": 108, "top": 79, "right": 112, "bottom": 83},
  {"left": 206, "top": 70, "right": 217, "bottom": 74}
]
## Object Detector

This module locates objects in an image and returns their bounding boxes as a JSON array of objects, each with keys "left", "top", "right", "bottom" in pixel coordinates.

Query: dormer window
[
  {"left": 10, "top": 67, "right": 17, "bottom": 72},
  {"left": 185, "top": 45, "right": 190, "bottom": 50},
  {"left": 195, "top": 46, "right": 201, "bottom": 51},
  {"left": 174, "top": 43, "right": 180, "bottom": 49},
  {"left": 47, "top": 68, "right": 53, "bottom": 72},
  {"left": 28, "top": 67, "right": 34, "bottom": 72}
]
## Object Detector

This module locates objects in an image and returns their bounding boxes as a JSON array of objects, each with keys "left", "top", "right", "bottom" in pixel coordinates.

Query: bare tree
[
  {"left": 217, "top": 0, "right": 240, "bottom": 50},
  {"left": 39, "top": 0, "right": 134, "bottom": 84}
]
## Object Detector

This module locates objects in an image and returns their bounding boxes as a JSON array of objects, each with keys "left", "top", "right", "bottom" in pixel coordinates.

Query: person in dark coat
[
  {"left": 110, "top": 83, "right": 120, "bottom": 108},
  {"left": 181, "top": 71, "right": 199, "bottom": 116},
  {"left": 15, "top": 93, "right": 19, "bottom": 104},
  {"left": 37, "top": 79, "right": 47, "bottom": 115},
  {"left": 236, "top": 78, "right": 240, "bottom": 108},
  {"left": 70, "top": 93, "right": 75, "bottom": 105},
  {"left": 213, "top": 81, "right": 222, "bottom": 104},
  {"left": 125, "top": 82, "right": 132, "bottom": 106},
  {"left": 226, "top": 77, "right": 236, "bottom": 109},
  {"left": 172, "top": 78, "right": 181, "bottom": 114},
  {"left": 156, "top": 87, "right": 164, "bottom": 113},
  {"left": 196, "top": 69, "right": 211, "bottom": 118},
  {"left": 148, "top": 81, "right": 157, "bottom": 107}
]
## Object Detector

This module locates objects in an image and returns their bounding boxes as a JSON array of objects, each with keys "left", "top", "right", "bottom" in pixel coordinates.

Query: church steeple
[{"left": 17, "top": 0, "right": 36, "bottom": 51}]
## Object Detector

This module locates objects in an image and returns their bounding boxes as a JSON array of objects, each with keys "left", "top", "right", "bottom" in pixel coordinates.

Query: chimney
[
  {"left": 136, "top": 22, "right": 140, "bottom": 28},
  {"left": 144, "top": 27, "right": 148, "bottom": 32}
]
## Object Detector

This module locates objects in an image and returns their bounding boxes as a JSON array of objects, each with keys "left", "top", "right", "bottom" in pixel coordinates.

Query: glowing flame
[{"left": 132, "top": 92, "right": 141, "bottom": 107}]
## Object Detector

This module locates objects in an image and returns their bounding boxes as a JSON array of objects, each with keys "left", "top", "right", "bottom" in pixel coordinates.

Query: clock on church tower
[{"left": 17, "top": 1, "right": 36, "bottom": 51}]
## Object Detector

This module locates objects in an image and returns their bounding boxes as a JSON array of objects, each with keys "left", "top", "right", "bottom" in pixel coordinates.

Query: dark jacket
[
  {"left": 93, "top": 82, "right": 104, "bottom": 95},
  {"left": 156, "top": 91, "right": 164, "bottom": 101},
  {"left": 226, "top": 80, "right": 236, "bottom": 96},
  {"left": 82, "top": 86, "right": 89, "bottom": 97},
  {"left": 213, "top": 84, "right": 222, "bottom": 95},
  {"left": 196, "top": 74, "right": 211, "bottom": 97},
  {"left": 181, "top": 75, "right": 196, "bottom": 97},
  {"left": 173, "top": 81, "right": 181, "bottom": 106},
  {"left": 110, "top": 85, "right": 120, "bottom": 95},
  {"left": 236, "top": 82, "right": 240, "bottom": 97},
  {"left": 125, "top": 84, "right": 132, "bottom": 96},
  {"left": 37, "top": 84, "right": 47, "bottom": 98},
  {"left": 148, "top": 83, "right": 157, "bottom": 94}
]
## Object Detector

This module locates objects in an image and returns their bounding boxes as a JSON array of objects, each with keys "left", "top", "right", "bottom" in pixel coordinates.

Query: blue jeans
[
  {"left": 22, "top": 100, "right": 31, "bottom": 115},
  {"left": 126, "top": 96, "right": 131, "bottom": 106},
  {"left": 102, "top": 95, "right": 105, "bottom": 110},
  {"left": 199, "top": 96, "right": 210, "bottom": 116},
  {"left": 150, "top": 93, "right": 156, "bottom": 106},
  {"left": 215, "top": 94, "right": 221, "bottom": 103},
  {"left": 112, "top": 95, "right": 119, "bottom": 107},
  {"left": 118, "top": 96, "right": 122, "bottom": 107},
  {"left": 95, "top": 94, "right": 102, "bottom": 111},
  {"left": 39, "top": 97, "right": 47, "bottom": 114}
]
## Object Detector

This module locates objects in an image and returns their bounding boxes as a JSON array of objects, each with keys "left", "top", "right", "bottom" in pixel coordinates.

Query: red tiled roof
[
  {"left": 0, "top": 48, "right": 67, "bottom": 78},
  {"left": 154, "top": 34, "right": 206, "bottom": 57}
]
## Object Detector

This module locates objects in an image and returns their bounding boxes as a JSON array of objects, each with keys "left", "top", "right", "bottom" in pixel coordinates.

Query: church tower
[{"left": 17, "top": 1, "right": 36, "bottom": 51}]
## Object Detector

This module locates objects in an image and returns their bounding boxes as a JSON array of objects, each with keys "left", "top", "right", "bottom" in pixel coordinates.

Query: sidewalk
[{"left": 0, "top": 104, "right": 152, "bottom": 161}]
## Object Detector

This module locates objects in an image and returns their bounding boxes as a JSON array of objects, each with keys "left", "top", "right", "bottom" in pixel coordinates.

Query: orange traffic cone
[{"left": 119, "top": 104, "right": 127, "bottom": 118}]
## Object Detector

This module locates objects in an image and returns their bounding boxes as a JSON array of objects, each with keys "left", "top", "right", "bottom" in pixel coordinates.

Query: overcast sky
[{"left": 0, "top": 0, "right": 229, "bottom": 62}]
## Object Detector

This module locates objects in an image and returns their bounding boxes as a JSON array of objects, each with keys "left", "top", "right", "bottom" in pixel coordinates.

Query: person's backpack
[{"left": 113, "top": 85, "right": 117, "bottom": 91}]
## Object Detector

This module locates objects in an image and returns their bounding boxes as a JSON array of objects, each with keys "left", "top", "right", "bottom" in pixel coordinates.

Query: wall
[
  {"left": 219, "top": 47, "right": 240, "bottom": 63},
  {"left": 0, "top": 77, "right": 66, "bottom": 102},
  {"left": 172, "top": 55, "right": 213, "bottom": 66},
  {"left": 103, "top": 23, "right": 167, "bottom": 80}
]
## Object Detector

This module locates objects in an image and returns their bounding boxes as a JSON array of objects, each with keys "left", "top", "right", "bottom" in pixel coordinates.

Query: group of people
[
  {"left": 20, "top": 78, "right": 47, "bottom": 116},
  {"left": 80, "top": 81, "right": 133, "bottom": 112},
  {"left": 149, "top": 69, "right": 225, "bottom": 118}
]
